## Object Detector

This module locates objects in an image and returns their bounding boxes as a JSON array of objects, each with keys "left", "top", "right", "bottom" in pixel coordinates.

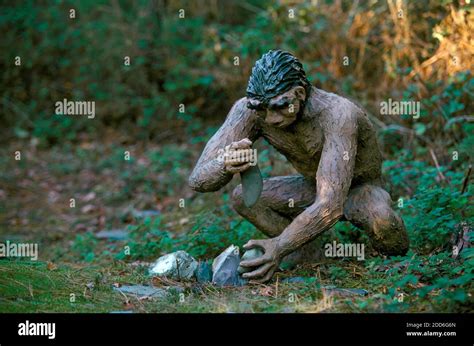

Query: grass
[
  {"left": 1, "top": 252, "right": 471, "bottom": 313},
  {"left": 0, "top": 260, "right": 124, "bottom": 313}
]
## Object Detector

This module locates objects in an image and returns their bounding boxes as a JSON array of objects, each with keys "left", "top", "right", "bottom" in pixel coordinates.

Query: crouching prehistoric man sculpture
[{"left": 189, "top": 50, "right": 409, "bottom": 283}]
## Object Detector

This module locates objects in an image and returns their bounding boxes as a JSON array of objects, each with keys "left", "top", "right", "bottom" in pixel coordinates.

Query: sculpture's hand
[
  {"left": 240, "top": 238, "right": 282, "bottom": 283},
  {"left": 223, "top": 138, "right": 254, "bottom": 174}
]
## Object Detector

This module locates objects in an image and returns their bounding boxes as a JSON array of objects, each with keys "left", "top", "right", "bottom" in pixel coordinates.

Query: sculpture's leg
[
  {"left": 232, "top": 175, "right": 322, "bottom": 265},
  {"left": 231, "top": 175, "right": 315, "bottom": 237},
  {"left": 343, "top": 183, "right": 409, "bottom": 256}
]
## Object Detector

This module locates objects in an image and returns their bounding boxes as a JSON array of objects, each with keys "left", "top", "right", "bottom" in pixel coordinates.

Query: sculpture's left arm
[
  {"left": 276, "top": 105, "right": 358, "bottom": 256},
  {"left": 241, "top": 101, "right": 359, "bottom": 281}
]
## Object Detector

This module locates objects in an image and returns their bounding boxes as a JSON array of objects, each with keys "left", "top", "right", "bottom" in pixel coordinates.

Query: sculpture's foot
[{"left": 280, "top": 239, "right": 324, "bottom": 270}]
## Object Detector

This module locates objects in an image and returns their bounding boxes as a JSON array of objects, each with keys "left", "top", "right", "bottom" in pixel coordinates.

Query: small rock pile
[
  {"left": 113, "top": 246, "right": 370, "bottom": 306},
  {"left": 148, "top": 245, "right": 261, "bottom": 287}
]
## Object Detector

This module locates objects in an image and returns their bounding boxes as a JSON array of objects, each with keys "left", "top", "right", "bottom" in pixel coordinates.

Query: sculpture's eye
[
  {"left": 269, "top": 101, "right": 290, "bottom": 111},
  {"left": 247, "top": 100, "right": 264, "bottom": 111}
]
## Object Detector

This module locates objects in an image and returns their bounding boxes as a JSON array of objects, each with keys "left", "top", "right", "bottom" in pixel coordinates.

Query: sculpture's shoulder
[
  {"left": 305, "top": 87, "right": 360, "bottom": 132},
  {"left": 309, "top": 87, "right": 361, "bottom": 114},
  {"left": 221, "top": 97, "right": 260, "bottom": 140},
  {"left": 225, "top": 97, "right": 256, "bottom": 123}
]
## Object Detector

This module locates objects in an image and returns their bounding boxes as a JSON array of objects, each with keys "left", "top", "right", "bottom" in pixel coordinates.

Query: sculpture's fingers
[
  {"left": 243, "top": 239, "right": 265, "bottom": 250},
  {"left": 226, "top": 157, "right": 251, "bottom": 166},
  {"left": 240, "top": 255, "right": 268, "bottom": 268},
  {"left": 242, "top": 262, "right": 273, "bottom": 279},
  {"left": 250, "top": 267, "right": 276, "bottom": 284},
  {"left": 226, "top": 162, "right": 251, "bottom": 174},
  {"left": 230, "top": 138, "right": 252, "bottom": 150}
]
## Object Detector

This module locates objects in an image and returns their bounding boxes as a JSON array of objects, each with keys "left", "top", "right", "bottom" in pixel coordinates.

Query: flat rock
[
  {"left": 212, "top": 245, "right": 246, "bottom": 287},
  {"left": 132, "top": 209, "right": 161, "bottom": 218},
  {"left": 237, "top": 248, "right": 264, "bottom": 274},
  {"left": 149, "top": 251, "right": 198, "bottom": 280},
  {"left": 322, "top": 286, "right": 369, "bottom": 297},
  {"left": 241, "top": 164, "right": 263, "bottom": 207},
  {"left": 113, "top": 285, "right": 168, "bottom": 298},
  {"left": 95, "top": 229, "right": 129, "bottom": 240}
]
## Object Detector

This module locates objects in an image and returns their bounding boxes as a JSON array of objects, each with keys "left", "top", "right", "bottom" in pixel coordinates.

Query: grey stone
[
  {"left": 96, "top": 229, "right": 129, "bottom": 240},
  {"left": 149, "top": 251, "right": 198, "bottom": 280},
  {"left": 132, "top": 209, "right": 161, "bottom": 219},
  {"left": 195, "top": 260, "right": 213, "bottom": 283},
  {"left": 322, "top": 286, "right": 369, "bottom": 297},
  {"left": 212, "top": 245, "right": 247, "bottom": 287},
  {"left": 113, "top": 285, "right": 168, "bottom": 298},
  {"left": 237, "top": 248, "right": 264, "bottom": 274},
  {"left": 240, "top": 164, "right": 263, "bottom": 207}
]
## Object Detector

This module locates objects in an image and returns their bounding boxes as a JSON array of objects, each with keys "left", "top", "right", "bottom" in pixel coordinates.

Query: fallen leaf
[
  {"left": 259, "top": 286, "right": 274, "bottom": 297},
  {"left": 47, "top": 262, "right": 58, "bottom": 271}
]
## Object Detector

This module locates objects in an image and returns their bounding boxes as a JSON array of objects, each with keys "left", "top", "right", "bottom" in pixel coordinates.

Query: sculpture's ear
[{"left": 293, "top": 86, "right": 306, "bottom": 101}]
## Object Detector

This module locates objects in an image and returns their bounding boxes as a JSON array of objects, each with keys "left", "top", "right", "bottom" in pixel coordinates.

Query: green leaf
[{"left": 414, "top": 123, "right": 426, "bottom": 135}]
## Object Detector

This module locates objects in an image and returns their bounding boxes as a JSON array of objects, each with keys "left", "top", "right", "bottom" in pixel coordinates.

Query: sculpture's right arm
[{"left": 188, "top": 98, "right": 259, "bottom": 192}]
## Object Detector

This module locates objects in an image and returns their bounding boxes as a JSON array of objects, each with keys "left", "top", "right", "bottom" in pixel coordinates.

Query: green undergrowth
[{"left": 1, "top": 246, "right": 472, "bottom": 313}]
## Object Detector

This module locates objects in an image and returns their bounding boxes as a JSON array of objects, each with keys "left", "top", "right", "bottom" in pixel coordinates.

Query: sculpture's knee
[
  {"left": 371, "top": 210, "right": 409, "bottom": 256},
  {"left": 345, "top": 185, "right": 409, "bottom": 256}
]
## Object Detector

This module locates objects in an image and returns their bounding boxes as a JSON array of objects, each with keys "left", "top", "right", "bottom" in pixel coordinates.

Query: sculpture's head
[{"left": 246, "top": 50, "right": 310, "bottom": 128}]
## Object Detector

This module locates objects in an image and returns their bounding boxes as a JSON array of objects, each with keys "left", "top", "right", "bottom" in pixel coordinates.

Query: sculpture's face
[{"left": 248, "top": 86, "right": 306, "bottom": 128}]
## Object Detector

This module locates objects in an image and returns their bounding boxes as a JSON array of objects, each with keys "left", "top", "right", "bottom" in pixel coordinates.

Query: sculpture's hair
[{"left": 246, "top": 50, "right": 310, "bottom": 106}]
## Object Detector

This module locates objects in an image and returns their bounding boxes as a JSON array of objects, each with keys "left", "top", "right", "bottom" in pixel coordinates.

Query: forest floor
[{"left": 0, "top": 135, "right": 472, "bottom": 313}]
